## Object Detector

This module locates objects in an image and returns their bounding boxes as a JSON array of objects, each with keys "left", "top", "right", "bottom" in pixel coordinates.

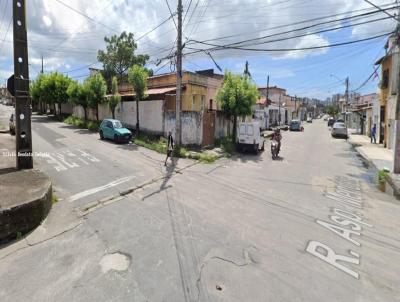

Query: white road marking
[
  {"left": 68, "top": 176, "right": 136, "bottom": 202},
  {"left": 46, "top": 154, "right": 67, "bottom": 172},
  {"left": 76, "top": 149, "right": 100, "bottom": 162}
]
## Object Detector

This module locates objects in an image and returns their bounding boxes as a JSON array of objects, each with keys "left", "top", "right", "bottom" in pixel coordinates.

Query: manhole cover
[{"left": 100, "top": 252, "right": 130, "bottom": 273}]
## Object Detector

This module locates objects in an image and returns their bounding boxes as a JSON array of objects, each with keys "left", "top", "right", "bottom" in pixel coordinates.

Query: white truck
[{"left": 237, "top": 122, "right": 265, "bottom": 154}]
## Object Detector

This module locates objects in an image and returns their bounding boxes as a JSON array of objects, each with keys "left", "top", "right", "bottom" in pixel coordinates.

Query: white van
[{"left": 237, "top": 122, "right": 265, "bottom": 154}]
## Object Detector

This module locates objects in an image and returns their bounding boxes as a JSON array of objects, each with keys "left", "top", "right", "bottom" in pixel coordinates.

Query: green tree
[
  {"left": 36, "top": 72, "right": 71, "bottom": 115},
  {"left": 108, "top": 76, "right": 121, "bottom": 119},
  {"left": 97, "top": 31, "right": 150, "bottom": 85},
  {"left": 84, "top": 74, "right": 107, "bottom": 122},
  {"left": 216, "top": 72, "right": 259, "bottom": 144},
  {"left": 128, "top": 65, "right": 149, "bottom": 135},
  {"left": 30, "top": 74, "right": 46, "bottom": 113},
  {"left": 67, "top": 80, "right": 89, "bottom": 120},
  {"left": 325, "top": 105, "right": 339, "bottom": 118}
]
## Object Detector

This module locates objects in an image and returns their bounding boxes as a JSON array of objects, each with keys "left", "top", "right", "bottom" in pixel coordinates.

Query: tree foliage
[
  {"left": 108, "top": 76, "right": 121, "bottom": 119},
  {"left": 84, "top": 74, "right": 107, "bottom": 121},
  {"left": 325, "top": 105, "right": 340, "bottom": 117},
  {"left": 128, "top": 65, "right": 149, "bottom": 134},
  {"left": 97, "top": 31, "right": 150, "bottom": 84},
  {"left": 216, "top": 72, "right": 259, "bottom": 143},
  {"left": 67, "top": 80, "right": 89, "bottom": 120},
  {"left": 30, "top": 72, "right": 71, "bottom": 115}
]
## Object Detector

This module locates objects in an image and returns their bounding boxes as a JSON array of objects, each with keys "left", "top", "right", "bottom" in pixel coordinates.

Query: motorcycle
[{"left": 271, "top": 139, "right": 279, "bottom": 160}]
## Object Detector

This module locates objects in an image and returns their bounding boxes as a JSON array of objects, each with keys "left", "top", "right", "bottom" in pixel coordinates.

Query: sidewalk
[{"left": 348, "top": 130, "right": 400, "bottom": 196}]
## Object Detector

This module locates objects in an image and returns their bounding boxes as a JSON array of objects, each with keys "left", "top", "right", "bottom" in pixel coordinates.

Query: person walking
[
  {"left": 165, "top": 131, "right": 174, "bottom": 166},
  {"left": 371, "top": 123, "right": 377, "bottom": 144}
]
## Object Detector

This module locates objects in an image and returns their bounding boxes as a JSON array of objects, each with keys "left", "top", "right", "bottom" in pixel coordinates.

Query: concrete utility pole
[
  {"left": 278, "top": 94, "right": 281, "bottom": 125},
  {"left": 13, "top": 0, "right": 33, "bottom": 169},
  {"left": 393, "top": 8, "right": 400, "bottom": 173},
  {"left": 345, "top": 76, "right": 349, "bottom": 125},
  {"left": 266, "top": 75, "right": 269, "bottom": 105},
  {"left": 41, "top": 54, "right": 43, "bottom": 74},
  {"left": 175, "top": 0, "right": 183, "bottom": 145},
  {"left": 294, "top": 95, "right": 297, "bottom": 118}
]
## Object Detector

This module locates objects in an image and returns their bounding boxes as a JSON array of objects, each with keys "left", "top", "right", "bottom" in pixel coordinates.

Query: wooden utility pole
[
  {"left": 393, "top": 9, "right": 400, "bottom": 173},
  {"left": 175, "top": 0, "right": 183, "bottom": 145},
  {"left": 344, "top": 76, "right": 349, "bottom": 125},
  {"left": 13, "top": 0, "right": 32, "bottom": 169}
]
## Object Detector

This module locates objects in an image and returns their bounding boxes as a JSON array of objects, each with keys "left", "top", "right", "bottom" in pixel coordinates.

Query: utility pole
[
  {"left": 41, "top": 54, "right": 43, "bottom": 73},
  {"left": 175, "top": 0, "right": 183, "bottom": 146},
  {"left": 13, "top": 0, "right": 33, "bottom": 169},
  {"left": 278, "top": 94, "right": 281, "bottom": 125},
  {"left": 266, "top": 75, "right": 269, "bottom": 104},
  {"left": 294, "top": 95, "right": 297, "bottom": 119},
  {"left": 393, "top": 8, "right": 400, "bottom": 173},
  {"left": 344, "top": 76, "right": 349, "bottom": 126}
]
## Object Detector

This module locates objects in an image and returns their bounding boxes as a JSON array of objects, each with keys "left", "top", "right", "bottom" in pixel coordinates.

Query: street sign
[{"left": 7, "top": 74, "right": 15, "bottom": 96}]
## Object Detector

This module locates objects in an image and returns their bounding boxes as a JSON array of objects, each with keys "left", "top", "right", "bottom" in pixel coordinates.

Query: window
[
  {"left": 239, "top": 125, "right": 246, "bottom": 135},
  {"left": 192, "top": 95, "right": 196, "bottom": 110},
  {"left": 381, "top": 69, "right": 389, "bottom": 89},
  {"left": 201, "top": 95, "right": 205, "bottom": 111},
  {"left": 247, "top": 125, "right": 254, "bottom": 136},
  {"left": 113, "top": 121, "right": 122, "bottom": 128},
  {"left": 106, "top": 121, "right": 113, "bottom": 128}
]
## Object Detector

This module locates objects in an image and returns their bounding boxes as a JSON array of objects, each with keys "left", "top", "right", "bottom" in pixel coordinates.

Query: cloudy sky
[{"left": 0, "top": 0, "right": 397, "bottom": 99}]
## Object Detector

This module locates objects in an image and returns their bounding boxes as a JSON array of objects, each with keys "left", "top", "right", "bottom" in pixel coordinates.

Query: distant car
[
  {"left": 307, "top": 117, "right": 313, "bottom": 123},
  {"left": 99, "top": 119, "right": 132, "bottom": 143},
  {"left": 336, "top": 118, "right": 344, "bottom": 123},
  {"left": 9, "top": 113, "right": 15, "bottom": 135},
  {"left": 323, "top": 115, "right": 329, "bottom": 121},
  {"left": 289, "top": 119, "right": 301, "bottom": 131},
  {"left": 331, "top": 122, "right": 348, "bottom": 138},
  {"left": 328, "top": 118, "right": 335, "bottom": 127}
]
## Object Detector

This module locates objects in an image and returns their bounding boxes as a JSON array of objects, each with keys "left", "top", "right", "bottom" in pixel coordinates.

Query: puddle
[{"left": 100, "top": 252, "right": 131, "bottom": 273}]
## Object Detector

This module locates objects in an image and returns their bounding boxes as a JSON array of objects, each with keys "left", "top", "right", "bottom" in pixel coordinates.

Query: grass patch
[
  {"left": 378, "top": 169, "right": 388, "bottom": 183},
  {"left": 63, "top": 116, "right": 100, "bottom": 132},
  {"left": 52, "top": 194, "right": 59, "bottom": 204},
  {"left": 215, "top": 136, "right": 235, "bottom": 156},
  {"left": 134, "top": 133, "right": 167, "bottom": 154}
]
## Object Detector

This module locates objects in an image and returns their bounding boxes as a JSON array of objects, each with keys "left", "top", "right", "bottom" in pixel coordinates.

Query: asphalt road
[{"left": 1, "top": 111, "right": 400, "bottom": 302}]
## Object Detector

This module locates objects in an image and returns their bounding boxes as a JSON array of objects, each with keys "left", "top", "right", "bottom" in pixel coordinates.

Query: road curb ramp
[{"left": 0, "top": 169, "right": 52, "bottom": 241}]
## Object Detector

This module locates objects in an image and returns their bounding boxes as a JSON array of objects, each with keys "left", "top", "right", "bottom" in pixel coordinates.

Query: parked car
[
  {"left": 327, "top": 118, "right": 335, "bottom": 127},
  {"left": 331, "top": 122, "right": 348, "bottom": 138},
  {"left": 237, "top": 122, "right": 265, "bottom": 154},
  {"left": 9, "top": 113, "right": 15, "bottom": 135},
  {"left": 289, "top": 119, "right": 301, "bottom": 131},
  {"left": 323, "top": 115, "right": 329, "bottom": 121},
  {"left": 336, "top": 118, "right": 344, "bottom": 123},
  {"left": 307, "top": 117, "right": 313, "bottom": 123},
  {"left": 99, "top": 119, "right": 132, "bottom": 143}
]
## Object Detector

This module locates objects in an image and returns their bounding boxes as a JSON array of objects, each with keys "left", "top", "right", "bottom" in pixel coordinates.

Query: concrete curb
[
  {"left": 348, "top": 139, "right": 400, "bottom": 196},
  {"left": 78, "top": 161, "right": 199, "bottom": 216},
  {"left": 0, "top": 170, "right": 52, "bottom": 241}
]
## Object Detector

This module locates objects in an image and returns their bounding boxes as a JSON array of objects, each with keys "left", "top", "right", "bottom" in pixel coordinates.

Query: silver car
[{"left": 331, "top": 122, "right": 348, "bottom": 138}]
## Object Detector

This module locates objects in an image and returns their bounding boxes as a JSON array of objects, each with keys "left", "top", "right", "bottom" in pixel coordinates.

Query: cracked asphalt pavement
[{"left": 1, "top": 113, "right": 400, "bottom": 301}]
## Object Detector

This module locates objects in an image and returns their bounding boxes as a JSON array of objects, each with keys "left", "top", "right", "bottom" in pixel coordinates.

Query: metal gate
[{"left": 202, "top": 111, "right": 215, "bottom": 147}]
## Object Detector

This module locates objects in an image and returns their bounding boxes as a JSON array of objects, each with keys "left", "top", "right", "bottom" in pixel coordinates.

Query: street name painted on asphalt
[
  {"left": 44, "top": 148, "right": 100, "bottom": 172},
  {"left": 306, "top": 176, "right": 373, "bottom": 279}
]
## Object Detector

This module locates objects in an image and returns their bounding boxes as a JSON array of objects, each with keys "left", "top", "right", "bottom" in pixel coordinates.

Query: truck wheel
[{"left": 254, "top": 144, "right": 259, "bottom": 155}]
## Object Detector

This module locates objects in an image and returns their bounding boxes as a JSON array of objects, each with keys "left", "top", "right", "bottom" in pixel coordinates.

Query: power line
[
  {"left": 182, "top": 0, "right": 193, "bottom": 25},
  {"left": 0, "top": 0, "right": 9, "bottom": 34},
  {"left": 184, "top": 31, "right": 393, "bottom": 54},
  {"left": 189, "top": 4, "right": 398, "bottom": 44},
  {"left": 54, "top": 0, "right": 119, "bottom": 33},
  {"left": 188, "top": 6, "right": 398, "bottom": 47},
  {"left": 190, "top": 16, "right": 392, "bottom": 49},
  {"left": 364, "top": 0, "right": 398, "bottom": 20},
  {"left": 165, "top": 0, "right": 178, "bottom": 30},
  {"left": 0, "top": 16, "right": 12, "bottom": 55},
  {"left": 136, "top": 15, "right": 175, "bottom": 41},
  {"left": 353, "top": 65, "right": 381, "bottom": 92}
]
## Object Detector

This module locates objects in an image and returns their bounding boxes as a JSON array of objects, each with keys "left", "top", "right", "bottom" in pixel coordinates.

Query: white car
[
  {"left": 331, "top": 122, "right": 348, "bottom": 138},
  {"left": 237, "top": 122, "right": 265, "bottom": 154}
]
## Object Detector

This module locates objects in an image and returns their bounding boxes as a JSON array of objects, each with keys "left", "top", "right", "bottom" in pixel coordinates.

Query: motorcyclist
[{"left": 271, "top": 128, "right": 282, "bottom": 153}]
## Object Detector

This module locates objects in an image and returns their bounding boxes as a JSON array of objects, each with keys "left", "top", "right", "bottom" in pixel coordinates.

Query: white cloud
[{"left": 42, "top": 15, "right": 52, "bottom": 27}]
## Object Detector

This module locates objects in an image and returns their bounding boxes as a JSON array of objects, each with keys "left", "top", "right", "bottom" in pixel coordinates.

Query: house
[
  {"left": 110, "top": 69, "right": 224, "bottom": 146},
  {"left": 375, "top": 34, "right": 399, "bottom": 148},
  {"left": 256, "top": 86, "right": 287, "bottom": 127},
  {"left": 350, "top": 93, "right": 377, "bottom": 135}
]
